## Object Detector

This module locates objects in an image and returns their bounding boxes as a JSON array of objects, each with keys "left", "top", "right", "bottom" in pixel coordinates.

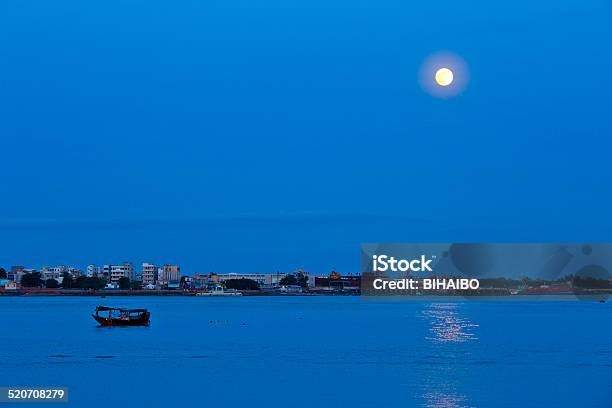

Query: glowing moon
[
  {"left": 435, "top": 68, "right": 454, "bottom": 87},
  {"left": 419, "top": 53, "right": 468, "bottom": 97}
]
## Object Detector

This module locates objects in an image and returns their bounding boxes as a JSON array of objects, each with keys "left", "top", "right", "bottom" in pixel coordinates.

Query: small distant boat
[
  {"left": 196, "top": 286, "right": 242, "bottom": 297},
  {"left": 92, "top": 306, "right": 150, "bottom": 326}
]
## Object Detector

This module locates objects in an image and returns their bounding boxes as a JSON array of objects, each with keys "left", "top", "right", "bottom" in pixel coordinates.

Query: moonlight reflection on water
[
  {"left": 422, "top": 303, "right": 479, "bottom": 343},
  {"left": 422, "top": 390, "right": 471, "bottom": 408},
  {"left": 420, "top": 303, "right": 478, "bottom": 407}
]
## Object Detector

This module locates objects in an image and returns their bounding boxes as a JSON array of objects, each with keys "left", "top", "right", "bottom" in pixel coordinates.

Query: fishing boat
[{"left": 92, "top": 306, "right": 151, "bottom": 326}]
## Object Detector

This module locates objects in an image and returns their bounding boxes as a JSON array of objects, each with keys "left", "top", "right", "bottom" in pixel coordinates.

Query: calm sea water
[{"left": 1, "top": 296, "right": 611, "bottom": 407}]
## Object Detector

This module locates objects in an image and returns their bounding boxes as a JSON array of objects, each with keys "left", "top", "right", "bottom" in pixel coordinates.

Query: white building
[
  {"left": 41, "top": 265, "right": 80, "bottom": 281},
  {"left": 41, "top": 266, "right": 61, "bottom": 281},
  {"left": 87, "top": 264, "right": 102, "bottom": 277},
  {"left": 105, "top": 262, "right": 135, "bottom": 283},
  {"left": 5, "top": 281, "right": 18, "bottom": 290},
  {"left": 212, "top": 272, "right": 288, "bottom": 286},
  {"left": 10, "top": 266, "right": 33, "bottom": 285},
  {"left": 141, "top": 263, "right": 158, "bottom": 286}
]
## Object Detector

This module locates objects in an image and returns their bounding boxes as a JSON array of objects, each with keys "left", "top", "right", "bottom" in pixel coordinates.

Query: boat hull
[{"left": 92, "top": 314, "right": 150, "bottom": 327}]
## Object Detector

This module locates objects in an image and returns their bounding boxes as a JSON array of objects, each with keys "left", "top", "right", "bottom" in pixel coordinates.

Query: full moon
[{"left": 435, "top": 68, "right": 454, "bottom": 87}]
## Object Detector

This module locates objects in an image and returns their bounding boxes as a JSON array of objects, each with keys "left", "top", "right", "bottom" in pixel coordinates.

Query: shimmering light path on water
[{"left": 1, "top": 297, "right": 611, "bottom": 407}]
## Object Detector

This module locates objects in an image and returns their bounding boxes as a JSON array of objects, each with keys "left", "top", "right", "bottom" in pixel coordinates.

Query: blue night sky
[{"left": 1, "top": 1, "right": 611, "bottom": 274}]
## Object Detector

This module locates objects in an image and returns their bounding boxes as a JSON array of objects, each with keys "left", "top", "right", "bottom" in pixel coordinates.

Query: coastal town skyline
[
  {"left": 1, "top": 261, "right": 364, "bottom": 293},
  {"left": 0, "top": 259, "right": 343, "bottom": 278}
]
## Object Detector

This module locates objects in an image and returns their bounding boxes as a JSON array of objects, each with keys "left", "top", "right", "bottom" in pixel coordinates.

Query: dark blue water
[{"left": 1, "top": 296, "right": 611, "bottom": 407}]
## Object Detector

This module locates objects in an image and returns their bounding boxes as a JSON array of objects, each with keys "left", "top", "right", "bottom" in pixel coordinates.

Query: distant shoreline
[
  {"left": 0, "top": 289, "right": 357, "bottom": 297},
  {"left": 1, "top": 288, "right": 610, "bottom": 299}
]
